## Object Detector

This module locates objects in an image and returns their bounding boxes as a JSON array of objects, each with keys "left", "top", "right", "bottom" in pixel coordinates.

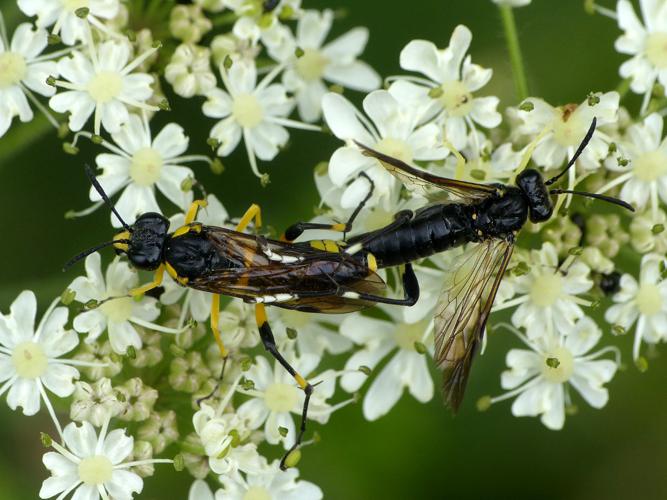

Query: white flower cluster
[{"left": 0, "top": 0, "right": 665, "bottom": 498}]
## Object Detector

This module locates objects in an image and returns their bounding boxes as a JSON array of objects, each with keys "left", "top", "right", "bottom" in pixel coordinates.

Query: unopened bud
[
  {"left": 158, "top": 99, "right": 171, "bottom": 111},
  {"left": 652, "top": 224, "right": 664, "bottom": 235},
  {"left": 283, "top": 449, "right": 301, "bottom": 468},
  {"left": 358, "top": 365, "right": 372, "bottom": 376},
  {"left": 91, "top": 134, "right": 103, "bottom": 144},
  {"left": 47, "top": 34, "right": 61, "bottom": 45},
  {"left": 611, "top": 324, "right": 626, "bottom": 336},
  {"left": 476, "top": 395, "right": 492, "bottom": 412},
  {"left": 63, "top": 143, "right": 79, "bottom": 155},
  {"left": 260, "top": 173, "right": 271, "bottom": 187},
  {"left": 85, "top": 299, "right": 99, "bottom": 309},
  {"left": 635, "top": 356, "right": 648, "bottom": 372},
  {"left": 60, "top": 288, "right": 76, "bottom": 305},
  {"left": 413, "top": 341, "right": 427, "bottom": 354},
  {"left": 40, "top": 432, "right": 53, "bottom": 447},
  {"left": 173, "top": 454, "right": 184, "bottom": 471},
  {"left": 207, "top": 137, "right": 221, "bottom": 150},
  {"left": 519, "top": 101, "right": 534, "bottom": 112},
  {"left": 587, "top": 92, "right": 600, "bottom": 106},
  {"left": 210, "top": 158, "right": 224, "bottom": 174},
  {"left": 545, "top": 357, "right": 560, "bottom": 369}
]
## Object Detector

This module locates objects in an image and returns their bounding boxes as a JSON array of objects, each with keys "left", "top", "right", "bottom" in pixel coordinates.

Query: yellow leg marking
[
  {"left": 324, "top": 240, "right": 340, "bottom": 253},
  {"left": 511, "top": 126, "right": 551, "bottom": 183},
  {"left": 184, "top": 199, "right": 208, "bottom": 225},
  {"left": 294, "top": 374, "right": 308, "bottom": 389},
  {"left": 367, "top": 253, "right": 378, "bottom": 272},
  {"left": 129, "top": 265, "right": 165, "bottom": 297},
  {"left": 331, "top": 223, "right": 347, "bottom": 232},
  {"left": 113, "top": 230, "right": 130, "bottom": 252},
  {"left": 210, "top": 294, "right": 228, "bottom": 357},
  {"left": 255, "top": 302, "right": 268, "bottom": 326},
  {"left": 165, "top": 262, "right": 189, "bottom": 285},
  {"left": 310, "top": 240, "right": 326, "bottom": 251},
  {"left": 236, "top": 203, "right": 262, "bottom": 232},
  {"left": 173, "top": 223, "right": 203, "bottom": 238},
  {"left": 443, "top": 139, "right": 466, "bottom": 180},
  {"left": 255, "top": 304, "right": 308, "bottom": 390}
]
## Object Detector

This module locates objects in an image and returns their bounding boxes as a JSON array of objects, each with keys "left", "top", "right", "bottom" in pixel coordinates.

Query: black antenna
[
  {"left": 85, "top": 164, "right": 132, "bottom": 232},
  {"left": 545, "top": 117, "right": 597, "bottom": 187},
  {"left": 62, "top": 239, "right": 130, "bottom": 271},
  {"left": 550, "top": 189, "right": 635, "bottom": 212}
]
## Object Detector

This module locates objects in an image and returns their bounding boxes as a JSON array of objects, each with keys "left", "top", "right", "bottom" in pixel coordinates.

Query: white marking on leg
[
  {"left": 343, "top": 291, "right": 360, "bottom": 299},
  {"left": 345, "top": 243, "right": 363, "bottom": 255}
]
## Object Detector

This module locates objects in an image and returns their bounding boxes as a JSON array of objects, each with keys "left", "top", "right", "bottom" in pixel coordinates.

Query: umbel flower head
[
  {"left": 39, "top": 420, "right": 173, "bottom": 500},
  {"left": 68, "top": 253, "right": 161, "bottom": 354},
  {"left": 0, "top": 22, "right": 60, "bottom": 137},
  {"left": 0, "top": 291, "right": 80, "bottom": 417},
  {"left": 49, "top": 37, "right": 158, "bottom": 135},
  {"left": 486, "top": 318, "right": 619, "bottom": 430}
]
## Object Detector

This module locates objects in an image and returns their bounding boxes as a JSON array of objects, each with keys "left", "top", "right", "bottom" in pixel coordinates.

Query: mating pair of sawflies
[{"left": 66, "top": 118, "right": 633, "bottom": 468}]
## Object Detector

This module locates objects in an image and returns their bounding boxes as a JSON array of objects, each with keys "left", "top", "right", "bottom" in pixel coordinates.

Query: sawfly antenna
[
  {"left": 62, "top": 239, "right": 130, "bottom": 271},
  {"left": 549, "top": 189, "right": 634, "bottom": 212},
  {"left": 545, "top": 117, "right": 597, "bottom": 187},
  {"left": 85, "top": 164, "right": 133, "bottom": 232}
]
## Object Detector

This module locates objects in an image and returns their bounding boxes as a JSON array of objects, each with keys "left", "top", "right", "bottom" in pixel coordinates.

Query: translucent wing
[
  {"left": 187, "top": 227, "right": 387, "bottom": 313},
  {"left": 354, "top": 141, "right": 499, "bottom": 203},
  {"left": 434, "top": 238, "right": 514, "bottom": 411}
]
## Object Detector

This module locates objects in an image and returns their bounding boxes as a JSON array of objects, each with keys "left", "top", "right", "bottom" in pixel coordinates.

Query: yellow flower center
[
  {"left": 635, "top": 283, "right": 662, "bottom": 315},
  {"left": 394, "top": 319, "right": 429, "bottom": 351},
  {"left": 130, "top": 147, "right": 163, "bottom": 186},
  {"left": 264, "top": 382, "right": 299, "bottom": 413},
  {"left": 12, "top": 341, "right": 48, "bottom": 379},
  {"left": 633, "top": 150, "right": 667, "bottom": 182},
  {"left": 99, "top": 297, "right": 133, "bottom": 323},
  {"left": 78, "top": 455, "right": 113, "bottom": 485},
  {"left": 0, "top": 52, "right": 27, "bottom": 88},
  {"left": 529, "top": 272, "right": 563, "bottom": 307},
  {"left": 243, "top": 486, "right": 271, "bottom": 500},
  {"left": 646, "top": 32, "right": 667, "bottom": 69},
  {"left": 541, "top": 346, "right": 575, "bottom": 384},
  {"left": 375, "top": 137, "right": 413, "bottom": 164},
  {"left": 232, "top": 93, "right": 263, "bottom": 128},
  {"left": 87, "top": 71, "right": 123, "bottom": 103},
  {"left": 438, "top": 80, "right": 473, "bottom": 117},
  {"left": 364, "top": 207, "right": 395, "bottom": 232},
  {"left": 280, "top": 309, "right": 311, "bottom": 329},
  {"left": 552, "top": 108, "right": 586, "bottom": 147},
  {"left": 295, "top": 48, "right": 328, "bottom": 81}
]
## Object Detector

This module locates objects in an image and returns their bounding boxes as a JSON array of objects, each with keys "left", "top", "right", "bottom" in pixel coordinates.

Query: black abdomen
[
  {"left": 363, "top": 190, "right": 529, "bottom": 268},
  {"left": 164, "top": 232, "right": 238, "bottom": 280},
  {"left": 364, "top": 204, "right": 478, "bottom": 268}
]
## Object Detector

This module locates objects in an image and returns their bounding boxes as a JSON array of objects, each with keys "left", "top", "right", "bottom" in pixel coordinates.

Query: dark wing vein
[{"left": 354, "top": 141, "right": 498, "bottom": 203}]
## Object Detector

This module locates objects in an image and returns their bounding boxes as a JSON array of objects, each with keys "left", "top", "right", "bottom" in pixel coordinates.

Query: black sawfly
[{"left": 65, "top": 118, "right": 632, "bottom": 469}]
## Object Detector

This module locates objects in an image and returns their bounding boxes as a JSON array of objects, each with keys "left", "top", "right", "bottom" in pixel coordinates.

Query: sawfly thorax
[
  {"left": 114, "top": 213, "right": 170, "bottom": 271},
  {"left": 516, "top": 168, "right": 554, "bottom": 223}
]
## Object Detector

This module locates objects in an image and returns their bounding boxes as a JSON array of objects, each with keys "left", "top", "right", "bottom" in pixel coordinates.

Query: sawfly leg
[
  {"left": 282, "top": 172, "right": 375, "bottom": 242},
  {"left": 255, "top": 303, "right": 313, "bottom": 470}
]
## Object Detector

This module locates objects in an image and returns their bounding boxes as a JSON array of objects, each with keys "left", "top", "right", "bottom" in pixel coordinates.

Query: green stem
[
  {"left": 499, "top": 5, "right": 529, "bottom": 102},
  {"left": 615, "top": 77, "right": 632, "bottom": 101}
]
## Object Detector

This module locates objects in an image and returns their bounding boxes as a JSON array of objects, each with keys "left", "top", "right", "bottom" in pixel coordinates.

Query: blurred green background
[{"left": 0, "top": 0, "right": 665, "bottom": 499}]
